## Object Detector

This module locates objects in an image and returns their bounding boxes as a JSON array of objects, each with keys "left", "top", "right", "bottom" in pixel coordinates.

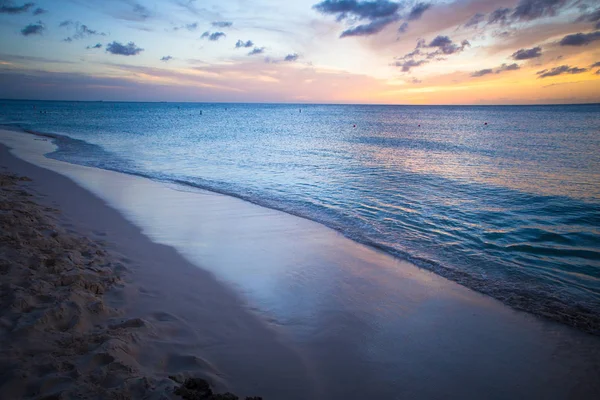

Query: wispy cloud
[
  {"left": 235, "top": 39, "right": 254, "bottom": 48},
  {"left": 201, "top": 31, "right": 226, "bottom": 41},
  {"left": 161, "top": 55, "right": 173, "bottom": 62},
  {"left": 60, "top": 21, "right": 106, "bottom": 42},
  {"left": 106, "top": 41, "right": 144, "bottom": 56},
  {"left": 212, "top": 21, "right": 232, "bottom": 28},
  {"left": 248, "top": 47, "right": 265, "bottom": 56},
  {"left": 284, "top": 53, "right": 299, "bottom": 62},
  {"left": 33, "top": 7, "right": 46, "bottom": 15},
  {"left": 86, "top": 43, "right": 103, "bottom": 49},
  {"left": 536, "top": 65, "right": 587, "bottom": 78}
]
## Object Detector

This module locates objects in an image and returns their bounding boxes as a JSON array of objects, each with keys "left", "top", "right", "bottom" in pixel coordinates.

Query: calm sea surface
[{"left": 2, "top": 101, "right": 599, "bottom": 330}]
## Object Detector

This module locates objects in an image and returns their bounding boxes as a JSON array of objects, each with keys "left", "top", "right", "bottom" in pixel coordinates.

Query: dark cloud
[
  {"left": 284, "top": 53, "right": 299, "bottom": 62},
  {"left": 488, "top": 0, "right": 570, "bottom": 26},
  {"left": 488, "top": 7, "right": 511, "bottom": 24},
  {"left": 313, "top": 0, "right": 402, "bottom": 20},
  {"left": 393, "top": 34, "right": 470, "bottom": 73},
  {"left": 464, "top": 13, "right": 485, "bottom": 28},
  {"left": 596, "top": 69, "right": 600, "bottom": 75},
  {"left": 313, "top": 0, "right": 409, "bottom": 38},
  {"left": 559, "top": 30, "right": 600, "bottom": 46},
  {"left": 59, "top": 20, "right": 72, "bottom": 27},
  {"left": 496, "top": 63, "right": 520, "bottom": 73},
  {"left": 596, "top": 21, "right": 600, "bottom": 29},
  {"left": 511, "top": 0, "right": 567, "bottom": 22},
  {"left": 33, "top": 7, "right": 46, "bottom": 15},
  {"left": 248, "top": 47, "right": 265, "bottom": 56},
  {"left": 536, "top": 64, "right": 587, "bottom": 78},
  {"left": 86, "top": 43, "right": 103, "bottom": 49},
  {"left": 591, "top": 61, "right": 600, "bottom": 68},
  {"left": 161, "top": 55, "right": 173, "bottom": 62},
  {"left": 21, "top": 21, "right": 44, "bottom": 36},
  {"left": 393, "top": 58, "right": 427, "bottom": 72},
  {"left": 340, "top": 14, "right": 400, "bottom": 37},
  {"left": 471, "top": 63, "right": 520, "bottom": 77},
  {"left": 428, "top": 35, "right": 470, "bottom": 55},
  {"left": 576, "top": 8, "right": 600, "bottom": 23},
  {"left": 471, "top": 68, "right": 493, "bottom": 77},
  {"left": 106, "top": 41, "right": 144, "bottom": 56},
  {"left": 201, "top": 31, "right": 226, "bottom": 41},
  {"left": 0, "top": 1, "right": 34, "bottom": 14},
  {"left": 407, "top": 2, "right": 431, "bottom": 21},
  {"left": 511, "top": 46, "right": 542, "bottom": 60},
  {"left": 235, "top": 39, "right": 254, "bottom": 48},
  {"left": 398, "top": 21, "right": 408, "bottom": 33},
  {"left": 212, "top": 21, "right": 233, "bottom": 28}
]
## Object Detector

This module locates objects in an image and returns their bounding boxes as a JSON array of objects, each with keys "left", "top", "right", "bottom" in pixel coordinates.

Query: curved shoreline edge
[{"left": 5, "top": 124, "right": 600, "bottom": 336}]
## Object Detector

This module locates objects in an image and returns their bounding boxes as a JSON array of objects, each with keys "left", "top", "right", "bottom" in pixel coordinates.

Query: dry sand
[{"left": 0, "top": 168, "right": 263, "bottom": 399}]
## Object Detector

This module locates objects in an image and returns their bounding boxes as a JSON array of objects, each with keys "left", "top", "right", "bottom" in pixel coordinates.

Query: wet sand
[{"left": 1, "top": 128, "right": 600, "bottom": 399}]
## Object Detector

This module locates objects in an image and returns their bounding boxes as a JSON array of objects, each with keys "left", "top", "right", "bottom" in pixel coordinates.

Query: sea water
[{"left": 1, "top": 100, "right": 599, "bottom": 330}]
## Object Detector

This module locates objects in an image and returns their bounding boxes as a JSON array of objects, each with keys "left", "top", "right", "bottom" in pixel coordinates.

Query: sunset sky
[{"left": 0, "top": 0, "right": 599, "bottom": 104}]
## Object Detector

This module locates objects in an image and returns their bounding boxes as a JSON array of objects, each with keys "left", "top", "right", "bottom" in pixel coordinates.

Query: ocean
[{"left": 1, "top": 100, "right": 599, "bottom": 331}]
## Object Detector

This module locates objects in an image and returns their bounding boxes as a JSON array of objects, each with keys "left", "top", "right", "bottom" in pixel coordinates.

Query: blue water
[{"left": 2, "top": 100, "right": 600, "bottom": 332}]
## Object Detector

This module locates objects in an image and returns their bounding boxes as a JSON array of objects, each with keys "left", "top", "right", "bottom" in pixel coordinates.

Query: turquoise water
[{"left": 2, "top": 100, "right": 599, "bottom": 332}]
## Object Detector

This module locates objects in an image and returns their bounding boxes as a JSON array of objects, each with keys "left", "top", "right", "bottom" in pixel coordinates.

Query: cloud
[
  {"left": 32, "top": 7, "right": 46, "bottom": 15},
  {"left": 235, "top": 39, "right": 254, "bottom": 48},
  {"left": 496, "top": 63, "right": 520, "bottom": 73},
  {"left": 106, "top": 41, "right": 144, "bottom": 56},
  {"left": 536, "top": 64, "right": 588, "bottom": 78},
  {"left": 596, "top": 69, "right": 600, "bottom": 75},
  {"left": 313, "top": 0, "right": 402, "bottom": 20},
  {"left": 340, "top": 14, "right": 400, "bottom": 37},
  {"left": 62, "top": 22, "right": 106, "bottom": 41},
  {"left": 21, "top": 21, "right": 44, "bottom": 36},
  {"left": 471, "top": 62, "right": 520, "bottom": 77},
  {"left": 576, "top": 8, "right": 600, "bottom": 23},
  {"left": 590, "top": 61, "right": 600, "bottom": 68},
  {"left": 464, "top": 13, "right": 485, "bottom": 28},
  {"left": 186, "top": 22, "right": 198, "bottom": 31},
  {"left": 161, "top": 55, "right": 173, "bottom": 62},
  {"left": 248, "top": 47, "right": 265, "bottom": 56},
  {"left": 201, "top": 31, "right": 226, "bottom": 41},
  {"left": 212, "top": 21, "right": 233, "bottom": 28},
  {"left": 129, "top": 1, "right": 151, "bottom": 21},
  {"left": 488, "top": 7, "right": 511, "bottom": 24},
  {"left": 393, "top": 34, "right": 470, "bottom": 73},
  {"left": 487, "top": 0, "right": 570, "bottom": 26},
  {"left": 407, "top": 2, "right": 431, "bottom": 21},
  {"left": 428, "top": 35, "right": 470, "bottom": 55},
  {"left": 559, "top": 30, "right": 600, "bottom": 46},
  {"left": 313, "top": 0, "right": 410, "bottom": 38},
  {"left": 0, "top": 1, "right": 34, "bottom": 14},
  {"left": 393, "top": 58, "right": 427, "bottom": 72},
  {"left": 284, "top": 53, "right": 299, "bottom": 62},
  {"left": 86, "top": 43, "right": 103, "bottom": 49},
  {"left": 471, "top": 68, "right": 493, "bottom": 77},
  {"left": 398, "top": 21, "right": 408, "bottom": 32},
  {"left": 511, "top": 46, "right": 542, "bottom": 60}
]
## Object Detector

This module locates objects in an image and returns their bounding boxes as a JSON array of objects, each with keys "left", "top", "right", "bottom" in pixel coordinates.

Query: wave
[{"left": 12, "top": 126, "right": 600, "bottom": 335}]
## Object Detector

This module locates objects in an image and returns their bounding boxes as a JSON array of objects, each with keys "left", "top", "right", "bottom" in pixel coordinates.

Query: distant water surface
[{"left": 1, "top": 101, "right": 599, "bottom": 331}]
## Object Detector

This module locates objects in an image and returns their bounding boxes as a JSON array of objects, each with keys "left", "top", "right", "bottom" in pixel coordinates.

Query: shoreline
[
  {"left": 2, "top": 128, "right": 600, "bottom": 399},
  {"left": 0, "top": 138, "right": 310, "bottom": 399},
  {"left": 7, "top": 124, "right": 599, "bottom": 336}
]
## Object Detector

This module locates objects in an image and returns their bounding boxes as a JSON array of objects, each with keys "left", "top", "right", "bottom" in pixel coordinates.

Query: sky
[{"left": 0, "top": 0, "right": 599, "bottom": 104}]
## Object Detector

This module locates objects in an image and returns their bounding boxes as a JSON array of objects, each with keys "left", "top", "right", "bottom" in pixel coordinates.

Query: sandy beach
[{"left": 1, "top": 127, "right": 600, "bottom": 399}]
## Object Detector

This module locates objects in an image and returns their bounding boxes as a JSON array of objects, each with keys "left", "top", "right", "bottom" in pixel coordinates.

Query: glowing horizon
[{"left": 0, "top": 0, "right": 599, "bottom": 105}]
